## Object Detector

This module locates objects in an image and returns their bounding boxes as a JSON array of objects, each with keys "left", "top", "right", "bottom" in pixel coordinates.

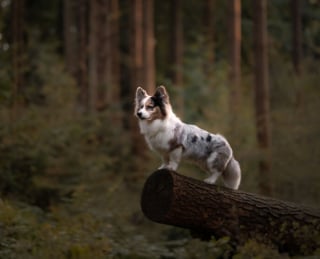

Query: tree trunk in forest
[
  {"left": 141, "top": 169, "right": 320, "bottom": 256},
  {"left": 110, "top": 0, "right": 120, "bottom": 107},
  {"left": 106, "top": 0, "right": 122, "bottom": 124},
  {"left": 88, "top": 0, "right": 98, "bottom": 112},
  {"left": 63, "top": 0, "right": 77, "bottom": 77},
  {"left": 291, "top": 0, "right": 304, "bottom": 108},
  {"left": 131, "top": 0, "right": 144, "bottom": 89},
  {"left": 228, "top": 0, "right": 241, "bottom": 120},
  {"left": 291, "top": 0, "right": 302, "bottom": 76},
  {"left": 203, "top": 0, "right": 214, "bottom": 75},
  {"left": 12, "top": 0, "right": 25, "bottom": 112},
  {"left": 253, "top": 0, "right": 272, "bottom": 196},
  {"left": 169, "top": 0, "right": 184, "bottom": 116},
  {"left": 78, "top": 0, "right": 89, "bottom": 111},
  {"left": 130, "top": 0, "right": 146, "bottom": 165},
  {"left": 128, "top": 0, "right": 156, "bottom": 168},
  {"left": 130, "top": 0, "right": 155, "bottom": 91},
  {"left": 88, "top": 0, "right": 120, "bottom": 112},
  {"left": 96, "top": 0, "right": 111, "bottom": 110},
  {"left": 143, "top": 0, "right": 155, "bottom": 93}
]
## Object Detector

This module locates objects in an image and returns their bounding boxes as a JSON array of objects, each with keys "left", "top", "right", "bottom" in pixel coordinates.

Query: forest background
[{"left": 0, "top": 0, "right": 320, "bottom": 258}]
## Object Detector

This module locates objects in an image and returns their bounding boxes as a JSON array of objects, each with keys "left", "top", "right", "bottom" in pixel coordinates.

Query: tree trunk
[
  {"left": 63, "top": 0, "right": 77, "bottom": 77},
  {"left": 141, "top": 169, "right": 320, "bottom": 256},
  {"left": 96, "top": 0, "right": 111, "bottom": 110},
  {"left": 129, "top": 0, "right": 156, "bottom": 167},
  {"left": 169, "top": 0, "right": 184, "bottom": 116},
  {"left": 203, "top": 0, "right": 215, "bottom": 75},
  {"left": 78, "top": 0, "right": 89, "bottom": 112},
  {"left": 228, "top": 0, "right": 241, "bottom": 119},
  {"left": 110, "top": 0, "right": 120, "bottom": 107},
  {"left": 130, "top": 0, "right": 155, "bottom": 92},
  {"left": 291, "top": 0, "right": 302, "bottom": 75},
  {"left": 131, "top": 0, "right": 144, "bottom": 88},
  {"left": 12, "top": 0, "right": 25, "bottom": 113},
  {"left": 88, "top": 0, "right": 120, "bottom": 112},
  {"left": 106, "top": 0, "right": 122, "bottom": 124},
  {"left": 88, "top": 0, "right": 98, "bottom": 112},
  {"left": 143, "top": 0, "right": 155, "bottom": 93},
  {"left": 129, "top": 0, "right": 149, "bottom": 164},
  {"left": 291, "top": 0, "right": 304, "bottom": 108},
  {"left": 253, "top": 0, "right": 272, "bottom": 195}
]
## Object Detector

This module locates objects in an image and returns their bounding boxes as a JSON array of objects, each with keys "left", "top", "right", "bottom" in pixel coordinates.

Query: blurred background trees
[{"left": 0, "top": 0, "right": 320, "bottom": 257}]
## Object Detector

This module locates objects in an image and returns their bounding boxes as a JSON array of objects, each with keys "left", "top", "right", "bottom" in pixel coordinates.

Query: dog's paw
[
  {"left": 204, "top": 178, "right": 213, "bottom": 184},
  {"left": 158, "top": 164, "right": 166, "bottom": 170},
  {"left": 158, "top": 165, "right": 176, "bottom": 171},
  {"left": 204, "top": 177, "right": 216, "bottom": 185}
]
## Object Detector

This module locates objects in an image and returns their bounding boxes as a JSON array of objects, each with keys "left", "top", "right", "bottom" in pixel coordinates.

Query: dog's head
[{"left": 135, "top": 86, "right": 170, "bottom": 121}]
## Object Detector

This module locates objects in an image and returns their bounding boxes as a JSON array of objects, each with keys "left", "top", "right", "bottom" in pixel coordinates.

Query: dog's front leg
[{"left": 165, "top": 147, "right": 183, "bottom": 171}]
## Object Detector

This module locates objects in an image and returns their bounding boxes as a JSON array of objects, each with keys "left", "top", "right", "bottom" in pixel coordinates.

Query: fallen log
[{"left": 140, "top": 169, "right": 320, "bottom": 255}]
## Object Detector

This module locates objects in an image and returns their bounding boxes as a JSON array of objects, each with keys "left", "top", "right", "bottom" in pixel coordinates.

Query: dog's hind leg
[
  {"left": 204, "top": 169, "right": 222, "bottom": 184},
  {"left": 205, "top": 149, "right": 232, "bottom": 185}
]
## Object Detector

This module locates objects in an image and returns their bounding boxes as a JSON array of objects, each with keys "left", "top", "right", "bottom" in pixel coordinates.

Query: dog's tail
[{"left": 222, "top": 157, "right": 241, "bottom": 190}]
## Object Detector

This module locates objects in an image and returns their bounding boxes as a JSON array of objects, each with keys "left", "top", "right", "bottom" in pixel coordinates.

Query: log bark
[{"left": 141, "top": 169, "right": 320, "bottom": 255}]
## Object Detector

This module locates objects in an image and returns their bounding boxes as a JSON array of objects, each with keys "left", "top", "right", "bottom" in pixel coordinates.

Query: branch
[{"left": 140, "top": 169, "right": 320, "bottom": 255}]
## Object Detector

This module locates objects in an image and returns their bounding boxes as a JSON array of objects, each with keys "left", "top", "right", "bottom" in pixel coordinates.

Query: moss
[
  {"left": 234, "top": 239, "right": 288, "bottom": 259},
  {"left": 0, "top": 200, "right": 17, "bottom": 225},
  {"left": 67, "top": 244, "right": 91, "bottom": 259}
]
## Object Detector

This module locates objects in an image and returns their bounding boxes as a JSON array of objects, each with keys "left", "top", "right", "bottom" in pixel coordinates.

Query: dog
[{"left": 134, "top": 85, "right": 241, "bottom": 190}]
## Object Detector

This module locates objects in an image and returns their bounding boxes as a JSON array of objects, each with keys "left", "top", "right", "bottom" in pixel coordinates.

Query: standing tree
[
  {"left": 168, "top": 0, "right": 184, "bottom": 116},
  {"left": 66, "top": 0, "right": 120, "bottom": 113},
  {"left": 253, "top": 0, "right": 272, "bottom": 195},
  {"left": 291, "top": 0, "right": 302, "bottom": 76},
  {"left": 129, "top": 0, "right": 156, "bottom": 164},
  {"left": 11, "top": 0, "right": 25, "bottom": 113},
  {"left": 143, "top": 0, "right": 155, "bottom": 93},
  {"left": 203, "top": 0, "right": 215, "bottom": 76},
  {"left": 291, "top": 0, "right": 304, "bottom": 108},
  {"left": 77, "top": 0, "right": 89, "bottom": 111},
  {"left": 88, "top": 0, "right": 98, "bottom": 112},
  {"left": 110, "top": 0, "right": 120, "bottom": 109},
  {"left": 89, "top": 0, "right": 120, "bottom": 111},
  {"left": 131, "top": 0, "right": 143, "bottom": 89},
  {"left": 228, "top": 0, "right": 241, "bottom": 123},
  {"left": 63, "top": 0, "right": 77, "bottom": 78}
]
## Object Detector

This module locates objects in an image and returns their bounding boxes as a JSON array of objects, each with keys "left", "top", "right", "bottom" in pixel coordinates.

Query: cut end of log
[{"left": 140, "top": 169, "right": 174, "bottom": 221}]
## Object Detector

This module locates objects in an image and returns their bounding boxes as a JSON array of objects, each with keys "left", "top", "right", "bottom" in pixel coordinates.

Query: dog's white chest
[
  {"left": 147, "top": 131, "right": 171, "bottom": 151},
  {"left": 139, "top": 119, "right": 175, "bottom": 152}
]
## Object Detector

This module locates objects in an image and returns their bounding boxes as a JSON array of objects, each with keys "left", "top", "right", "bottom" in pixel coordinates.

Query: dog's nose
[{"left": 137, "top": 111, "right": 142, "bottom": 118}]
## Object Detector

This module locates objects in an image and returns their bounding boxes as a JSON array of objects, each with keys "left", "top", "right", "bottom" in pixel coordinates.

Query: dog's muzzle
[{"left": 137, "top": 112, "right": 145, "bottom": 120}]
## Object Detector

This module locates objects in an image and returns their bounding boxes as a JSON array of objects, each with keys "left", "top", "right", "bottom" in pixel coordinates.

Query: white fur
[
  {"left": 135, "top": 86, "right": 241, "bottom": 190},
  {"left": 139, "top": 112, "right": 178, "bottom": 150}
]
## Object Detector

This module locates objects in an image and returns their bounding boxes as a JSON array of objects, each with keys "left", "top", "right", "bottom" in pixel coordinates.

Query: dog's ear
[
  {"left": 154, "top": 85, "right": 169, "bottom": 104},
  {"left": 152, "top": 86, "right": 169, "bottom": 116},
  {"left": 136, "top": 87, "right": 147, "bottom": 101}
]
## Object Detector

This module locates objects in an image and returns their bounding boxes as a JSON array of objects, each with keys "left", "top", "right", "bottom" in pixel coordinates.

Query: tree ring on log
[{"left": 141, "top": 169, "right": 173, "bottom": 220}]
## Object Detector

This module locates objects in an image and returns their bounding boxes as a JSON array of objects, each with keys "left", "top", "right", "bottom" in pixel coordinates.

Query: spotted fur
[{"left": 134, "top": 86, "right": 241, "bottom": 190}]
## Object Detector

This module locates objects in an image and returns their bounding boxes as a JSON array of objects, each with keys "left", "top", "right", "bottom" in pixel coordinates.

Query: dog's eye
[{"left": 146, "top": 105, "right": 154, "bottom": 110}]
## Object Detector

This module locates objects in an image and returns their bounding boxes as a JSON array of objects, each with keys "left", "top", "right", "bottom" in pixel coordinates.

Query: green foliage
[
  {"left": 0, "top": 136, "right": 46, "bottom": 198},
  {"left": 235, "top": 239, "right": 288, "bottom": 259}
]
